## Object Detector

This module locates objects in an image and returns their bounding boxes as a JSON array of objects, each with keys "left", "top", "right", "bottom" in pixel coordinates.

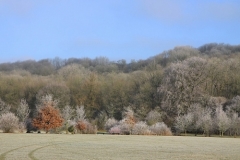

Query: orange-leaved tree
[{"left": 32, "top": 105, "right": 63, "bottom": 133}]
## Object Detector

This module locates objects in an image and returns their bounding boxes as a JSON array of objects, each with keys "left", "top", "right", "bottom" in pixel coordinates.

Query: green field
[{"left": 0, "top": 134, "right": 239, "bottom": 160}]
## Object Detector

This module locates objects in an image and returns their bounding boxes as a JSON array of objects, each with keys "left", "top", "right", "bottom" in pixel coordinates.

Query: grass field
[{"left": 0, "top": 134, "right": 239, "bottom": 160}]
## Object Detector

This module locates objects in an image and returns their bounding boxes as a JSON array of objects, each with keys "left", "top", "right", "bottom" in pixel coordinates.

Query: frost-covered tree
[
  {"left": 36, "top": 94, "right": 58, "bottom": 111},
  {"left": 0, "top": 112, "right": 19, "bottom": 133},
  {"left": 61, "top": 105, "right": 74, "bottom": 133},
  {"left": 175, "top": 113, "right": 193, "bottom": 135},
  {"left": 187, "top": 103, "right": 204, "bottom": 134},
  {"left": 17, "top": 99, "right": 30, "bottom": 123},
  {"left": 215, "top": 106, "right": 230, "bottom": 136},
  {"left": 62, "top": 105, "right": 74, "bottom": 122},
  {"left": 75, "top": 105, "right": 86, "bottom": 122},
  {"left": 196, "top": 108, "right": 213, "bottom": 137},
  {"left": 17, "top": 99, "right": 30, "bottom": 132},
  {"left": 226, "top": 110, "right": 240, "bottom": 137},
  {"left": 159, "top": 57, "right": 209, "bottom": 125}
]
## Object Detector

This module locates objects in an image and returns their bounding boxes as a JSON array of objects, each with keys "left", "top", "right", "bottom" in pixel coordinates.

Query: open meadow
[{"left": 0, "top": 134, "right": 240, "bottom": 160}]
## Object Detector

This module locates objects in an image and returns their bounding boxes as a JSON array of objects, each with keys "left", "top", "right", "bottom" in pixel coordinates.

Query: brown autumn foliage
[
  {"left": 32, "top": 105, "right": 63, "bottom": 133},
  {"left": 76, "top": 120, "right": 87, "bottom": 133}
]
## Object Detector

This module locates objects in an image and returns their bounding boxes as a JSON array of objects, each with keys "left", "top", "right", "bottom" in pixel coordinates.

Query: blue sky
[{"left": 0, "top": 0, "right": 240, "bottom": 63}]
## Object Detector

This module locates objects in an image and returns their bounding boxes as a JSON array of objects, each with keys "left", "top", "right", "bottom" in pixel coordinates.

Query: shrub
[
  {"left": 75, "top": 120, "right": 97, "bottom": 134},
  {"left": 68, "top": 125, "right": 75, "bottom": 134},
  {"left": 84, "top": 122, "right": 97, "bottom": 134},
  {"left": 132, "top": 121, "right": 151, "bottom": 135},
  {"left": 0, "top": 112, "right": 19, "bottom": 133},
  {"left": 66, "top": 120, "right": 76, "bottom": 134},
  {"left": 104, "top": 118, "right": 118, "bottom": 131},
  {"left": 118, "top": 120, "right": 132, "bottom": 135},
  {"left": 76, "top": 120, "right": 87, "bottom": 133},
  {"left": 109, "top": 125, "right": 121, "bottom": 134},
  {"left": 150, "top": 122, "right": 172, "bottom": 136}
]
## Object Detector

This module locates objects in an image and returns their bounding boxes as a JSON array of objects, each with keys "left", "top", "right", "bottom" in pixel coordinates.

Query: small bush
[
  {"left": 75, "top": 120, "right": 97, "bottom": 134},
  {"left": 132, "top": 121, "right": 151, "bottom": 135},
  {"left": 76, "top": 120, "right": 87, "bottom": 133},
  {"left": 0, "top": 112, "right": 19, "bottom": 133},
  {"left": 84, "top": 121, "right": 97, "bottom": 134},
  {"left": 68, "top": 125, "right": 75, "bottom": 134},
  {"left": 109, "top": 125, "right": 121, "bottom": 134},
  {"left": 119, "top": 120, "right": 132, "bottom": 135},
  {"left": 150, "top": 122, "right": 172, "bottom": 136},
  {"left": 104, "top": 118, "right": 118, "bottom": 131}
]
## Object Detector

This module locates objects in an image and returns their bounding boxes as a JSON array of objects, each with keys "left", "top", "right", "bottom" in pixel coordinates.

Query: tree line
[{"left": 0, "top": 43, "right": 240, "bottom": 136}]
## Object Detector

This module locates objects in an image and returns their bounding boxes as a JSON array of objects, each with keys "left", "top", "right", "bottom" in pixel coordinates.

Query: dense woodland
[{"left": 1, "top": 43, "right": 240, "bottom": 136}]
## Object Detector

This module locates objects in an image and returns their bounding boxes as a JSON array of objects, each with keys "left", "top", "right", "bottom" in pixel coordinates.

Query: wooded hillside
[{"left": 1, "top": 43, "right": 240, "bottom": 134}]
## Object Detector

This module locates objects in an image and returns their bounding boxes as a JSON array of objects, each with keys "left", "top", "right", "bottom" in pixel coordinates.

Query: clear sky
[{"left": 0, "top": 0, "right": 240, "bottom": 63}]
